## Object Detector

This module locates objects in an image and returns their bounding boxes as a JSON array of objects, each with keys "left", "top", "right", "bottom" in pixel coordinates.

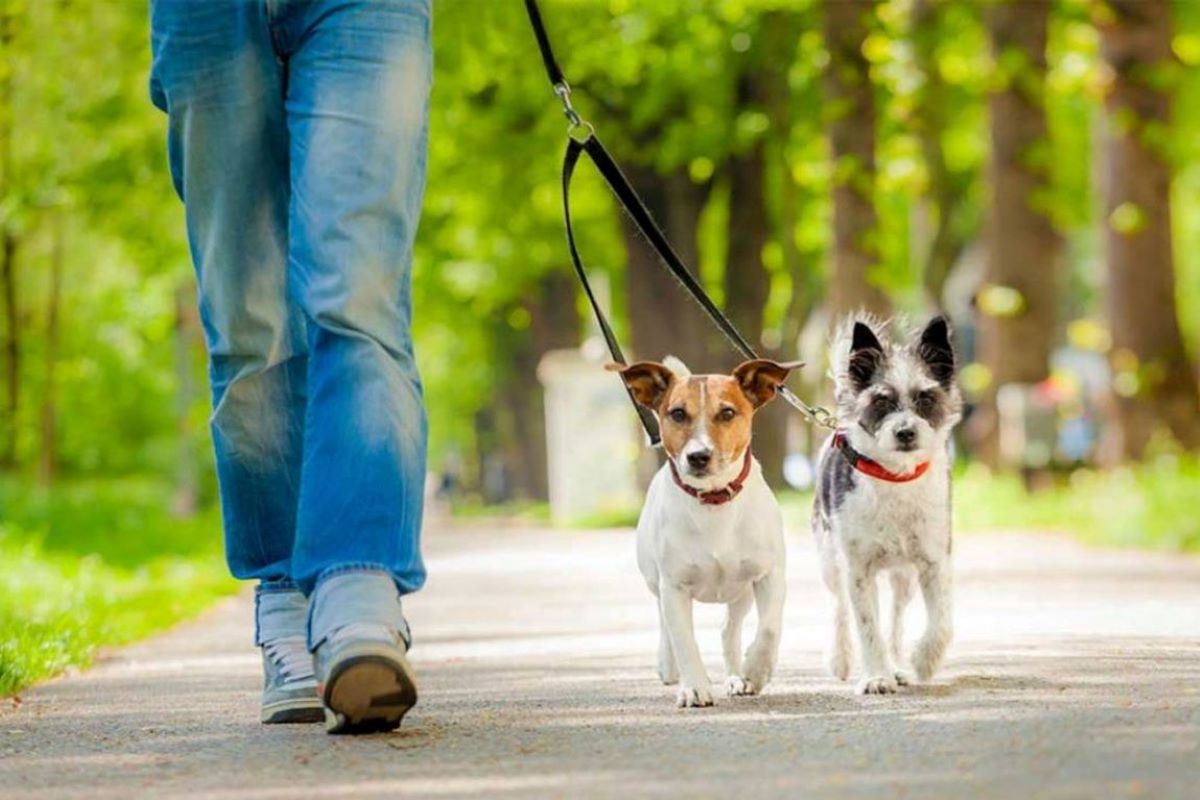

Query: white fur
[
  {"left": 636, "top": 456, "right": 786, "bottom": 707},
  {"left": 815, "top": 315, "right": 960, "bottom": 695},
  {"left": 662, "top": 355, "right": 692, "bottom": 378}
]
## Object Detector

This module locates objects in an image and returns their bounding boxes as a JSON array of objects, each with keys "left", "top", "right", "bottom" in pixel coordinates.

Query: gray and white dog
[{"left": 812, "top": 314, "right": 962, "bottom": 694}]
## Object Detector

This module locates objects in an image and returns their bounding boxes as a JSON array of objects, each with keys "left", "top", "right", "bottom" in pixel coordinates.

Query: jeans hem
[
  {"left": 253, "top": 581, "right": 307, "bottom": 646},
  {"left": 307, "top": 565, "right": 411, "bottom": 650},
  {"left": 313, "top": 563, "right": 395, "bottom": 591}
]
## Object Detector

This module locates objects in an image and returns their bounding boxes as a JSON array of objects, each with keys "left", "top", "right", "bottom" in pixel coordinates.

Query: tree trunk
[
  {"left": 486, "top": 272, "right": 581, "bottom": 504},
  {"left": 821, "top": 0, "right": 890, "bottom": 317},
  {"left": 976, "top": 0, "right": 1062, "bottom": 464},
  {"left": 621, "top": 163, "right": 712, "bottom": 370},
  {"left": 37, "top": 213, "right": 64, "bottom": 486},
  {"left": 912, "top": 0, "right": 975, "bottom": 307},
  {"left": 764, "top": 8, "right": 825, "bottom": 473},
  {"left": 1099, "top": 0, "right": 1200, "bottom": 457},
  {"left": 0, "top": 1, "right": 17, "bottom": 469},
  {"left": 0, "top": 232, "right": 17, "bottom": 469},
  {"left": 507, "top": 271, "right": 579, "bottom": 502},
  {"left": 723, "top": 143, "right": 769, "bottom": 358},
  {"left": 725, "top": 13, "right": 802, "bottom": 489}
]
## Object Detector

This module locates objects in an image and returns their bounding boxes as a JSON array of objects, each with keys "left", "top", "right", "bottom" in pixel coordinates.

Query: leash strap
[
  {"left": 528, "top": 0, "right": 837, "bottom": 445},
  {"left": 524, "top": 0, "right": 565, "bottom": 87},
  {"left": 562, "top": 139, "right": 662, "bottom": 444}
]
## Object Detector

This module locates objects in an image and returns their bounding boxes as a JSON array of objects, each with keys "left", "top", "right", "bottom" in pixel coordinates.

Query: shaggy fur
[{"left": 812, "top": 314, "right": 963, "bottom": 694}]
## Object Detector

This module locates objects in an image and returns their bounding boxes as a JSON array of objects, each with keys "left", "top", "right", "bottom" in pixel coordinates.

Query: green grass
[
  {"left": 952, "top": 456, "right": 1200, "bottom": 552},
  {"left": 450, "top": 498, "right": 552, "bottom": 524},
  {"left": 779, "top": 454, "right": 1200, "bottom": 553},
  {"left": 457, "top": 456, "right": 1200, "bottom": 554},
  {"left": 0, "top": 478, "right": 236, "bottom": 697}
]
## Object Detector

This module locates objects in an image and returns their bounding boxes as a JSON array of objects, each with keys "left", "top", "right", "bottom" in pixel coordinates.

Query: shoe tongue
[{"left": 331, "top": 622, "right": 395, "bottom": 645}]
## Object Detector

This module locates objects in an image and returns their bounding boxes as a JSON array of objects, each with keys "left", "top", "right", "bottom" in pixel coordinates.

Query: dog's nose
[
  {"left": 686, "top": 450, "right": 712, "bottom": 470},
  {"left": 895, "top": 427, "right": 916, "bottom": 446}
]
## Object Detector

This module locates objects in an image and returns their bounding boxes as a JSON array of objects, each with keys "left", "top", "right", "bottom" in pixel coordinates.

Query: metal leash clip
[
  {"left": 778, "top": 386, "right": 838, "bottom": 431},
  {"left": 553, "top": 81, "right": 594, "bottom": 141}
]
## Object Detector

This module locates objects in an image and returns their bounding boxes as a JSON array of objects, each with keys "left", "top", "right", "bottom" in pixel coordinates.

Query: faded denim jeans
[{"left": 149, "top": 0, "right": 430, "bottom": 642}]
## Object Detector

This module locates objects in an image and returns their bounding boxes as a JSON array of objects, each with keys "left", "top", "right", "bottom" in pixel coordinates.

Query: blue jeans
[{"left": 149, "top": 0, "right": 430, "bottom": 598}]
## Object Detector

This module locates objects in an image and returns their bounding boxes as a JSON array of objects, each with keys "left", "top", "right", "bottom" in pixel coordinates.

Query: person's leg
[
  {"left": 149, "top": 0, "right": 319, "bottom": 723},
  {"left": 276, "top": 0, "right": 432, "bottom": 732},
  {"left": 283, "top": 0, "right": 430, "bottom": 601}
]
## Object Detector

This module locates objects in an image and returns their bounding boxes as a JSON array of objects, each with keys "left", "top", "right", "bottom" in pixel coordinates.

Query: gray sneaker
[
  {"left": 315, "top": 622, "right": 417, "bottom": 734},
  {"left": 261, "top": 635, "right": 323, "bottom": 724}
]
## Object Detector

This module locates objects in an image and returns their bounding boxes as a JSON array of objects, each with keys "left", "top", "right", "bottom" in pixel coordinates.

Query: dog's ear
[
  {"left": 732, "top": 359, "right": 804, "bottom": 409},
  {"left": 916, "top": 315, "right": 955, "bottom": 388},
  {"left": 606, "top": 361, "right": 676, "bottom": 409},
  {"left": 848, "top": 322, "right": 885, "bottom": 392}
]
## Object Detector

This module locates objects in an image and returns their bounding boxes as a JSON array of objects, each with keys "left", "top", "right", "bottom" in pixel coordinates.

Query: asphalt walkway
[{"left": 2, "top": 525, "right": 1198, "bottom": 799}]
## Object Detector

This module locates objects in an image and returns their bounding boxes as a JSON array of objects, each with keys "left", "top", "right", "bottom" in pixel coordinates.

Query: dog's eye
[
  {"left": 716, "top": 407, "right": 736, "bottom": 422},
  {"left": 871, "top": 394, "right": 896, "bottom": 412},
  {"left": 668, "top": 407, "right": 688, "bottom": 424},
  {"left": 914, "top": 390, "right": 936, "bottom": 410}
]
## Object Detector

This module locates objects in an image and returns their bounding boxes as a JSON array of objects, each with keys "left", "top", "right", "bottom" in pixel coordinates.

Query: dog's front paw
[
  {"left": 725, "top": 676, "right": 758, "bottom": 697},
  {"left": 894, "top": 670, "right": 911, "bottom": 687},
  {"left": 857, "top": 675, "right": 899, "bottom": 695},
  {"left": 675, "top": 686, "right": 714, "bottom": 708},
  {"left": 658, "top": 666, "right": 679, "bottom": 686}
]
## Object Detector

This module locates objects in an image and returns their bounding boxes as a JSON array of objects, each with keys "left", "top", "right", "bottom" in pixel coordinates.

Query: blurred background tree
[
  {"left": 4, "top": 0, "right": 1200, "bottom": 698},
  {"left": 0, "top": 0, "right": 1197, "bottom": 501}
]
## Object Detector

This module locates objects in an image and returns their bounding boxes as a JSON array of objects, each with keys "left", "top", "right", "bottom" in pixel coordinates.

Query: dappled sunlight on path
[{"left": 2, "top": 527, "right": 1198, "bottom": 799}]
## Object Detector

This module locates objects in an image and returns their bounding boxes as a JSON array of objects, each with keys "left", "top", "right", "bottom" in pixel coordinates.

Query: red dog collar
[
  {"left": 669, "top": 448, "right": 753, "bottom": 505},
  {"left": 832, "top": 430, "right": 930, "bottom": 483}
]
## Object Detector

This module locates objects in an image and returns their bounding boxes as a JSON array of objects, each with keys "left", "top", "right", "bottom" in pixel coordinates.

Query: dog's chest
[
  {"left": 662, "top": 531, "right": 770, "bottom": 602},
  {"left": 837, "top": 470, "right": 950, "bottom": 564}
]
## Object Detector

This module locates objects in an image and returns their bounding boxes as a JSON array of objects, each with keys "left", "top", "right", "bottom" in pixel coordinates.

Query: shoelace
[{"left": 263, "top": 636, "right": 314, "bottom": 683}]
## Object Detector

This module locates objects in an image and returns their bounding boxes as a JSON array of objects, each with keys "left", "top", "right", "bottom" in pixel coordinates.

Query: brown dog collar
[{"left": 669, "top": 449, "right": 753, "bottom": 506}]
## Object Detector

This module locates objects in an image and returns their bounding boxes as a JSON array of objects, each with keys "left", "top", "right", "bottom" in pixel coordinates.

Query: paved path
[{"left": 2, "top": 525, "right": 1199, "bottom": 799}]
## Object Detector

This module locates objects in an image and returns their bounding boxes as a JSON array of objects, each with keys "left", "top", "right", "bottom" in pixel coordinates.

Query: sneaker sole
[
  {"left": 261, "top": 696, "right": 325, "bottom": 725},
  {"left": 321, "top": 648, "right": 417, "bottom": 734}
]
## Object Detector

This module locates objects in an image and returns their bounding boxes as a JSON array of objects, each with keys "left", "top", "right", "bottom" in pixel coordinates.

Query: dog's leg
[
  {"left": 658, "top": 584, "right": 712, "bottom": 707},
  {"left": 741, "top": 567, "right": 786, "bottom": 695},
  {"left": 657, "top": 609, "right": 679, "bottom": 685},
  {"left": 822, "top": 561, "right": 853, "bottom": 681},
  {"left": 846, "top": 562, "right": 897, "bottom": 694},
  {"left": 889, "top": 569, "right": 915, "bottom": 685},
  {"left": 722, "top": 590, "right": 754, "bottom": 696},
  {"left": 913, "top": 559, "right": 953, "bottom": 682}
]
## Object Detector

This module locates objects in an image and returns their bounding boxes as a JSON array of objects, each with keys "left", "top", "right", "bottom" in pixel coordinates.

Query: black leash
[{"left": 524, "top": 0, "right": 836, "bottom": 447}]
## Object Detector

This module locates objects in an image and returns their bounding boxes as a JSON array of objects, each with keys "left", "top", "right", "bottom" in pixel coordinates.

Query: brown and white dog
[{"left": 609, "top": 357, "right": 802, "bottom": 707}]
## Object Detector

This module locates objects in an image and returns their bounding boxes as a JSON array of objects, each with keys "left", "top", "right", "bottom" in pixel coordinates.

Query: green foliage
[
  {"left": 777, "top": 455, "right": 1200, "bottom": 554},
  {"left": 2, "top": 0, "right": 194, "bottom": 475},
  {"left": 953, "top": 457, "right": 1200, "bottom": 553},
  {"left": 0, "top": 1, "right": 1196, "bottom": 493},
  {"left": 0, "top": 478, "right": 235, "bottom": 696},
  {"left": 1, "top": 0, "right": 1197, "bottom": 479}
]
